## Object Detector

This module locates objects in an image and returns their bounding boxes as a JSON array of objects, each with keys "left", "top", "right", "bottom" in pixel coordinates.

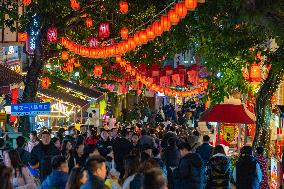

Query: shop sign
[
  {"left": 11, "top": 102, "right": 50, "bottom": 116},
  {"left": 270, "top": 157, "right": 279, "bottom": 189}
]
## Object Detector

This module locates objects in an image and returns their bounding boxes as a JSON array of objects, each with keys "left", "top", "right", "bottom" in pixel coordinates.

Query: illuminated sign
[{"left": 11, "top": 103, "right": 51, "bottom": 116}]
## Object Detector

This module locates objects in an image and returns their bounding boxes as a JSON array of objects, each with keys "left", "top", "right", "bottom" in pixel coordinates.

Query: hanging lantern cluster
[
  {"left": 120, "top": 27, "right": 129, "bottom": 40},
  {"left": 18, "top": 32, "right": 28, "bottom": 42},
  {"left": 85, "top": 18, "right": 93, "bottom": 27},
  {"left": 62, "top": 57, "right": 80, "bottom": 72},
  {"left": 70, "top": 0, "right": 80, "bottom": 10},
  {"left": 22, "top": 0, "right": 32, "bottom": 6},
  {"left": 41, "top": 77, "right": 50, "bottom": 89},
  {"left": 47, "top": 27, "right": 58, "bottom": 43},
  {"left": 119, "top": 1, "right": 128, "bottom": 13},
  {"left": 116, "top": 56, "right": 207, "bottom": 97},
  {"left": 60, "top": 0, "right": 200, "bottom": 58},
  {"left": 93, "top": 65, "right": 103, "bottom": 76}
]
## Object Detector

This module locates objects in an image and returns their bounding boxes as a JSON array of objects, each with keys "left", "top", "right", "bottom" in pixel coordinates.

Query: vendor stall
[{"left": 199, "top": 99, "right": 255, "bottom": 151}]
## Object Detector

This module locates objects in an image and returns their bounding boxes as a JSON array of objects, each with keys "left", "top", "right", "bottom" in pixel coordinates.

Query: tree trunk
[
  {"left": 253, "top": 62, "right": 284, "bottom": 155},
  {"left": 19, "top": 32, "right": 45, "bottom": 135}
]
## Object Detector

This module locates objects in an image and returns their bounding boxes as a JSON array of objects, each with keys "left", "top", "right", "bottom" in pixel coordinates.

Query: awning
[
  {"left": 199, "top": 104, "right": 256, "bottom": 124},
  {"left": 39, "top": 88, "right": 89, "bottom": 107},
  {"left": 0, "top": 64, "right": 22, "bottom": 87},
  {"left": 51, "top": 77, "right": 104, "bottom": 100}
]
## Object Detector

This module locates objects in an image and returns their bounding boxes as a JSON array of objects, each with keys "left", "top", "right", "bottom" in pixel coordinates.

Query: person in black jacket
[
  {"left": 233, "top": 146, "right": 262, "bottom": 189},
  {"left": 30, "top": 130, "right": 60, "bottom": 181},
  {"left": 206, "top": 145, "right": 231, "bottom": 189},
  {"left": 15, "top": 136, "right": 30, "bottom": 166},
  {"left": 80, "top": 155, "right": 108, "bottom": 189},
  {"left": 162, "top": 137, "right": 180, "bottom": 189},
  {"left": 196, "top": 135, "right": 213, "bottom": 164},
  {"left": 112, "top": 129, "right": 133, "bottom": 178},
  {"left": 174, "top": 142, "right": 204, "bottom": 189},
  {"left": 161, "top": 126, "right": 178, "bottom": 149},
  {"left": 97, "top": 129, "right": 112, "bottom": 157}
]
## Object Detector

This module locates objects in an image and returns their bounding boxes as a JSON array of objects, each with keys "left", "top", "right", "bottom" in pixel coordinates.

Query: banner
[{"left": 222, "top": 123, "right": 236, "bottom": 142}]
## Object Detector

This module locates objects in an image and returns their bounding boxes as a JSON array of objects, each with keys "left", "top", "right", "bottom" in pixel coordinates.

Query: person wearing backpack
[{"left": 174, "top": 142, "right": 204, "bottom": 189}]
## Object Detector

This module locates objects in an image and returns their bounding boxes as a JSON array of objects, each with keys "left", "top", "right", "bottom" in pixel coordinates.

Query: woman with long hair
[
  {"left": 4, "top": 149, "right": 35, "bottom": 189},
  {"left": 122, "top": 155, "right": 140, "bottom": 189},
  {"left": 61, "top": 139, "right": 73, "bottom": 168},
  {"left": 206, "top": 145, "right": 231, "bottom": 189},
  {"left": 0, "top": 163, "right": 13, "bottom": 189},
  {"left": 65, "top": 167, "right": 87, "bottom": 189}
]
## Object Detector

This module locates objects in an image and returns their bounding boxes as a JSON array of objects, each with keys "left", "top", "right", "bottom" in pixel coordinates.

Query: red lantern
[
  {"left": 160, "top": 76, "right": 170, "bottom": 87},
  {"left": 175, "top": 2, "right": 187, "bottom": 18},
  {"left": 119, "top": 1, "right": 128, "bottom": 13},
  {"left": 89, "top": 37, "right": 98, "bottom": 47},
  {"left": 85, "top": 18, "right": 93, "bottom": 27},
  {"left": 94, "top": 65, "right": 103, "bottom": 76},
  {"left": 74, "top": 60, "right": 80, "bottom": 67},
  {"left": 146, "top": 26, "right": 155, "bottom": 40},
  {"left": 99, "top": 22, "right": 110, "bottom": 39},
  {"left": 250, "top": 63, "right": 261, "bottom": 82},
  {"left": 70, "top": 0, "right": 80, "bottom": 10},
  {"left": 42, "top": 77, "right": 50, "bottom": 89},
  {"left": 153, "top": 21, "right": 163, "bottom": 36},
  {"left": 161, "top": 16, "right": 171, "bottom": 31},
  {"left": 67, "top": 63, "right": 73, "bottom": 72},
  {"left": 47, "top": 27, "right": 58, "bottom": 43},
  {"left": 120, "top": 27, "right": 129, "bottom": 40},
  {"left": 185, "top": 0, "right": 197, "bottom": 10},
  {"left": 18, "top": 32, "right": 28, "bottom": 42},
  {"left": 22, "top": 0, "right": 31, "bottom": 6},
  {"left": 172, "top": 74, "right": 181, "bottom": 86},
  {"left": 61, "top": 51, "right": 69, "bottom": 60},
  {"left": 138, "top": 30, "right": 147, "bottom": 44},
  {"left": 168, "top": 9, "right": 180, "bottom": 25}
]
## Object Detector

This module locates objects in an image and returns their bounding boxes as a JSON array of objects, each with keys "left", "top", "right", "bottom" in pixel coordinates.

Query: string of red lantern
[
  {"left": 116, "top": 56, "right": 207, "bottom": 97},
  {"left": 60, "top": 0, "right": 200, "bottom": 59}
]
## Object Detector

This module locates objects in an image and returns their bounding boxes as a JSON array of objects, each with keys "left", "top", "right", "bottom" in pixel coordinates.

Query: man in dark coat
[
  {"left": 16, "top": 136, "right": 30, "bottom": 166},
  {"left": 174, "top": 142, "right": 204, "bottom": 189},
  {"left": 41, "top": 155, "right": 69, "bottom": 189},
  {"left": 81, "top": 155, "right": 109, "bottom": 189},
  {"left": 97, "top": 129, "right": 112, "bottom": 157},
  {"left": 30, "top": 130, "right": 60, "bottom": 181},
  {"left": 233, "top": 146, "right": 262, "bottom": 189},
  {"left": 161, "top": 126, "right": 178, "bottom": 149},
  {"left": 196, "top": 135, "right": 213, "bottom": 164},
  {"left": 112, "top": 129, "right": 133, "bottom": 178}
]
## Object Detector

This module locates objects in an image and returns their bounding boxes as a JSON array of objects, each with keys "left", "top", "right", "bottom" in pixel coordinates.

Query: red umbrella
[{"left": 199, "top": 104, "right": 255, "bottom": 124}]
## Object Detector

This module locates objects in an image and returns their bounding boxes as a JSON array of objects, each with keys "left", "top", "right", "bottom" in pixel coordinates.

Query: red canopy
[{"left": 199, "top": 104, "right": 255, "bottom": 124}]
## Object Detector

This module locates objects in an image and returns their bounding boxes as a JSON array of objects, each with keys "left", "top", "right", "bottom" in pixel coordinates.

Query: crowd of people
[{"left": 0, "top": 122, "right": 270, "bottom": 189}]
